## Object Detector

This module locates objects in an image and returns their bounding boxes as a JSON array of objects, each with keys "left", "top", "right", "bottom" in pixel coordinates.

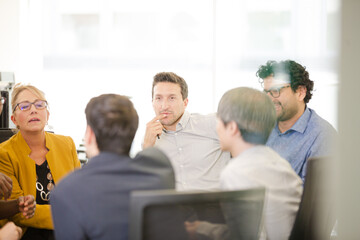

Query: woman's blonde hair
[{"left": 11, "top": 83, "right": 47, "bottom": 112}]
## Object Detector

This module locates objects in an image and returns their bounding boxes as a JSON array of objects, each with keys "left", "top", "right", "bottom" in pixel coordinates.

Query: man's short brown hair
[
  {"left": 152, "top": 72, "right": 188, "bottom": 100},
  {"left": 85, "top": 94, "right": 138, "bottom": 155}
]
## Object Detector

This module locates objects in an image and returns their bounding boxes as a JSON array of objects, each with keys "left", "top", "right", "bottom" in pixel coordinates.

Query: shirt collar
[
  {"left": 15, "top": 131, "right": 49, "bottom": 155},
  {"left": 276, "top": 106, "right": 310, "bottom": 134},
  {"left": 178, "top": 111, "right": 190, "bottom": 129},
  {"left": 15, "top": 131, "right": 31, "bottom": 155}
]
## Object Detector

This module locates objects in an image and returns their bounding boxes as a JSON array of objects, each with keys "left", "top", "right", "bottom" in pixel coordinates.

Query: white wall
[
  {"left": 0, "top": 0, "right": 19, "bottom": 72},
  {"left": 0, "top": 0, "right": 340, "bottom": 157}
]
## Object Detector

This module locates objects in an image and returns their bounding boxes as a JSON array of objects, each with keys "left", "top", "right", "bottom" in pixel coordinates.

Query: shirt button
[
  {"left": 175, "top": 133, "right": 178, "bottom": 136},
  {"left": 179, "top": 148, "right": 182, "bottom": 151}
]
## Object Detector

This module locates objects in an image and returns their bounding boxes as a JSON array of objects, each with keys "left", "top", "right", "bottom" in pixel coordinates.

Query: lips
[
  {"left": 160, "top": 112, "right": 171, "bottom": 116},
  {"left": 28, "top": 118, "right": 40, "bottom": 123}
]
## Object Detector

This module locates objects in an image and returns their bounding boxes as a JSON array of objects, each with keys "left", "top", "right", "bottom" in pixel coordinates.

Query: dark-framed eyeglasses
[
  {"left": 263, "top": 85, "right": 290, "bottom": 98},
  {"left": 13, "top": 100, "right": 48, "bottom": 112},
  {"left": 0, "top": 97, "right": 5, "bottom": 105}
]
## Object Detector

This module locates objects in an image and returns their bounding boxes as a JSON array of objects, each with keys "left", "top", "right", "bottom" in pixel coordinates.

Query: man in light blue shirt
[{"left": 256, "top": 60, "right": 337, "bottom": 182}]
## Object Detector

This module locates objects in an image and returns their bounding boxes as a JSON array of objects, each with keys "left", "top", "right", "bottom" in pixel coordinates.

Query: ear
[
  {"left": 227, "top": 121, "right": 241, "bottom": 137},
  {"left": 11, "top": 115, "right": 18, "bottom": 128},
  {"left": 84, "top": 125, "right": 99, "bottom": 158},
  {"left": 183, "top": 98, "right": 189, "bottom": 108},
  {"left": 84, "top": 125, "right": 95, "bottom": 146},
  {"left": 296, "top": 86, "right": 307, "bottom": 101}
]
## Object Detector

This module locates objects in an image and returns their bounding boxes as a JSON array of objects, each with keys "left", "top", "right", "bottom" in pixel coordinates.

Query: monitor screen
[{"left": 129, "top": 187, "right": 265, "bottom": 240}]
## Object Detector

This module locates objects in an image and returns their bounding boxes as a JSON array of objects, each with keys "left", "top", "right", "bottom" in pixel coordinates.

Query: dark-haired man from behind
[
  {"left": 256, "top": 60, "right": 337, "bottom": 182},
  {"left": 50, "top": 94, "right": 175, "bottom": 240}
]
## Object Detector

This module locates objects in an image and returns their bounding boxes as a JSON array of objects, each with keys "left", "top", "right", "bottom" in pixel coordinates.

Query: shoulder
[
  {"left": 189, "top": 112, "right": 216, "bottom": 122},
  {"left": 308, "top": 109, "right": 335, "bottom": 129},
  {"left": 307, "top": 108, "right": 337, "bottom": 135},
  {"left": 224, "top": 146, "right": 291, "bottom": 173},
  {"left": 133, "top": 147, "right": 172, "bottom": 169},
  {"left": 132, "top": 147, "right": 175, "bottom": 187},
  {"left": 45, "top": 132, "right": 76, "bottom": 146},
  {"left": 135, "top": 147, "right": 167, "bottom": 160},
  {"left": 221, "top": 146, "right": 301, "bottom": 187},
  {"left": 188, "top": 113, "right": 217, "bottom": 133},
  {"left": 46, "top": 132, "right": 74, "bottom": 142}
]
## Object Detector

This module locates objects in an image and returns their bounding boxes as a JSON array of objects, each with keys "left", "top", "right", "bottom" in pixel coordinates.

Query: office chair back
[
  {"left": 0, "top": 128, "right": 16, "bottom": 143},
  {"left": 289, "top": 157, "right": 336, "bottom": 240},
  {"left": 129, "top": 187, "right": 266, "bottom": 240}
]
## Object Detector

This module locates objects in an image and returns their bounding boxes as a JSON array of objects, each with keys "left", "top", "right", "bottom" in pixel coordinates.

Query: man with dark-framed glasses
[{"left": 256, "top": 60, "right": 337, "bottom": 182}]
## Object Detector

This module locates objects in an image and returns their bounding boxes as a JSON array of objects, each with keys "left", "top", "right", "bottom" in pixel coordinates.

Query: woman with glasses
[{"left": 0, "top": 83, "right": 81, "bottom": 240}]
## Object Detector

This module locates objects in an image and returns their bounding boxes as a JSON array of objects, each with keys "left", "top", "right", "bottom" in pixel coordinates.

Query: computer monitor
[{"left": 129, "top": 187, "right": 265, "bottom": 240}]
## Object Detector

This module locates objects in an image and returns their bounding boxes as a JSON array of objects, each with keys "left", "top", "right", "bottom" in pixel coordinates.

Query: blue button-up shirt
[{"left": 266, "top": 107, "right": 337, "bottom": 182}]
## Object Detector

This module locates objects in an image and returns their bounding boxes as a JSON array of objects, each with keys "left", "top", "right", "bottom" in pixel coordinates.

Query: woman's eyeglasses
[{"left": 13, "top": 100, "right": 48, "bottom": 112}]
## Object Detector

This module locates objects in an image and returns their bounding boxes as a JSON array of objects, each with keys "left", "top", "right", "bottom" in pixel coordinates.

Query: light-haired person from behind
[
  {"left": 0, "top": 83, "right": 80, "bottom": 240},
  {"left": 216, "top": 87, "right": 303, "bottom": 240}
]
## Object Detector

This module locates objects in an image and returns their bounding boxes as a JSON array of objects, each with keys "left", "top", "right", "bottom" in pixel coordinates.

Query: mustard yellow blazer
[{"left": 0, "top": 131, "right": 80, "bottom": 230}]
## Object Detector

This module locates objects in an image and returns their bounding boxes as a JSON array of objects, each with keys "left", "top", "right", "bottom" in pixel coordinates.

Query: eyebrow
[{"left": 154, "top": 93, "right": 178, "bottom": 97}]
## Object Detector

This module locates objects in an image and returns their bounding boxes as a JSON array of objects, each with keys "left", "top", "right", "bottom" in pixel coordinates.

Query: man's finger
[{"left": 151, "top": 114, "right": 167, "bottom": 122}]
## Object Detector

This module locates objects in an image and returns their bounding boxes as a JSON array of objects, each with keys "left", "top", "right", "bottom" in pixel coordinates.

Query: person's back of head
[
  {"left": 85, "top": 94, "right": 138, "bottom": 156},
  {"left": 217, "top": 87, "right": 276, "bottom": 144}
]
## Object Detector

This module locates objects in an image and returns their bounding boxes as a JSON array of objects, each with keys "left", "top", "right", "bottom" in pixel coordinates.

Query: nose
[
  {"left": 29, "top": 103, "right": 38, "bottom": 112},
  {"left": 161, "top": 99, "right": 170, "bottom": 110}
]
